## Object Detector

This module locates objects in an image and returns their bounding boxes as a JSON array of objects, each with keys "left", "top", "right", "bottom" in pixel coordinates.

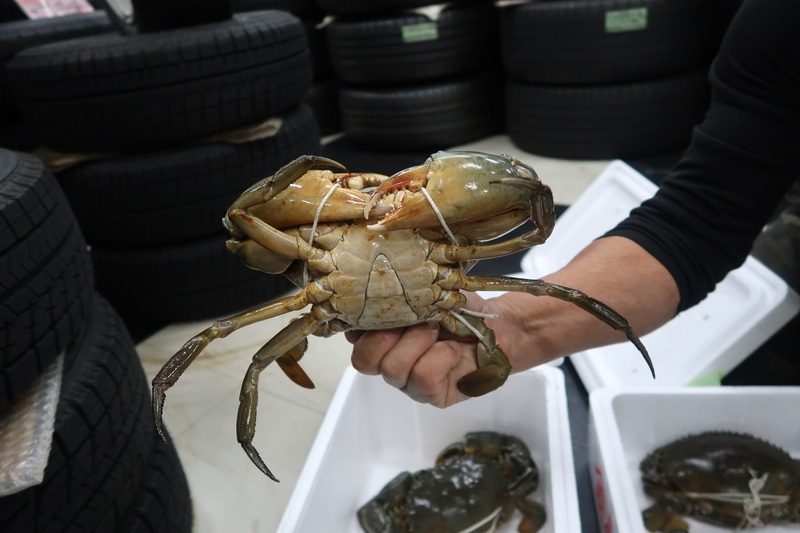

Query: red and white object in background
[{"left": 13, "top": 0, "right": 93, "bottom": 18}]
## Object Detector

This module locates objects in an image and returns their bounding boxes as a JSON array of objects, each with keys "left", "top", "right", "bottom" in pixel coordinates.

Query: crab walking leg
[
  {"left": 642, "top": 502, "right": 691, "bottom": 533},
  {"left": 152, "top": 291, "right": 311, "bottom": 444},
  {"left": 226, "top": 208, "right": 328, "bottom": 263},
  {"left": 517, "top": 498, "right": 548, "bottom": 533},
  {"left": 237, "top": 312, "right": 324, "bottom": 482},
  {"left": 274, "top": 337, "right": 314, "bottom": 389},
  {"left": 439, "top": 311, "right": 513, "bottom": 397},
  {"left": 461, "top": 275, "right": 655, "bottom": 378}
]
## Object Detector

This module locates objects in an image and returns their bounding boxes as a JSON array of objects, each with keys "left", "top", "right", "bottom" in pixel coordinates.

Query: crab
[
  {"left": 358, "top": 431, "right": 546, "bottom": 533},
  {"left": 151, "top": 150, "right": 653, "bottom": 481},
  {"left": 640, "top": 431, "right": 800, "bottom": 531}
]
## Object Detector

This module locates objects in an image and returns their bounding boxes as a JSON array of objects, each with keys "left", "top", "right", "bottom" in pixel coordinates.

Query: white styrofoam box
[
  {"left": 278, "top": 366, "right": 580, "bottom": 532},
  {"left": 520, "top": 160, "right": 800, "bottom": 390},
  {"left": 588, "top": 386, "right": 800, "bottom": 533}
]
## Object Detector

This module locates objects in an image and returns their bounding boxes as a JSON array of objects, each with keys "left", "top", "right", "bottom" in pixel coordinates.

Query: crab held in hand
[
  {"left": 358, "top": 431, "right": 546, "bottom": 533},
  {"left": 152, "top": 150, "right": 653, "bottom": 481},
  {"left": 640, "top": 431, "right": 800, "bottom": 532}
]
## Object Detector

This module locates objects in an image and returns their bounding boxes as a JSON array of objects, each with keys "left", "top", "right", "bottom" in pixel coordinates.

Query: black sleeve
[{"left": 606, "top": 0, "right": 800, "bottom": 312}]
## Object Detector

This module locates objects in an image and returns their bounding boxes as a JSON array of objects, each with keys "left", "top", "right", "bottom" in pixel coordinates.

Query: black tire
[
  {"left": 0, "top": 149, "right": 93, "bottom": 414},
  {"left": 499, "top": 0, "right": 719, "bottom": 85},
  {"left": 92, "top": 233, "right": 296, "bottom": 322},
  {"left": 0, "top": 294, "right": 154, "bottom": 533},
  {"left": 316, "top": 0, "right": 473, "bottom": 17},
  {"left": 326, "top": 2, "right": 498, "bottom": 85},
  {"left": 120, "top": 430, "right": 193, "bottom": 533},
  {"left": 57, "top": 104, "right": 322, "bottom": 245},
  {"left": 505, "top": 70, "right": 710, "bottom": 160},
  {"left": 0, "top": 12, "right": 112, "bottom": 63},
  {"left": 6, "top": 11, "right": 312, "bottom": 152},
  {"left": 0, "top": 12, "right": 113, "bottom": 123},
  {"left": 339, "top": 71, "right": 504, "bottom": 151}
]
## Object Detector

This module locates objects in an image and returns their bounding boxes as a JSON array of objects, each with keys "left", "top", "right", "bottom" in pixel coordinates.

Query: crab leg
[
  {"left": 517, "top": 498, "right": 548, "bottom": 533},
  {"left": 459, "top": 274, "right": 654, "bottom": 377},
  {"left": 237, "top": 312, "right": 324, "bottom": 481},
  {"left": 440, "top": 311, "right": 512, "bottom": 397},
  {"left": 226, "top": 209, "right": 329, "bottom": 263},
  {"left": 642, "top": 502, "right": 691, "bottom": 533},
  {"left": 151, "top": 291, "right": 311, "bottom": 445}
]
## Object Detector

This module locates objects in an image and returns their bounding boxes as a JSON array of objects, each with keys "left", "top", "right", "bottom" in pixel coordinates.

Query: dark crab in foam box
[
  {"left": 588, "top": 386, "right": 800, "bottom": 533},
  {"left": 278, "top": 365, "right": 580, "bottom": 532}
]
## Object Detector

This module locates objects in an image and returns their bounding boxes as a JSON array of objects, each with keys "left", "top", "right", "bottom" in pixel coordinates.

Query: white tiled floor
[{"left": 135, "top": 135, "right": 610, "bottom": 532}]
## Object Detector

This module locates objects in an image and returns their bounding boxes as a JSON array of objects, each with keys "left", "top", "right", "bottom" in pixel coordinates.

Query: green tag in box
[
  {"left": 605, "top": 7, "right": 648, "bottom": 33},
  {"left": 402, "top": 22, "right": 438, "bottom": 43}
]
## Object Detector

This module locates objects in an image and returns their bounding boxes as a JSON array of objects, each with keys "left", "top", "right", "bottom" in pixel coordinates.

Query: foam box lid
[
  {"left": 520, "top": 160, "right": 800, "bottom": 391},
  {"left": 588, "top": 386, "right": 800, "bottom": 533},
  {"left": 278, "top": 366, "right": 580, "bottom": 532}
]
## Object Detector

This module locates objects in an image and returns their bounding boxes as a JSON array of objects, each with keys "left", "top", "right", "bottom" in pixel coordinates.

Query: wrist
[{"left": 483, "top": 292, "right": 567, "bottom": 373}]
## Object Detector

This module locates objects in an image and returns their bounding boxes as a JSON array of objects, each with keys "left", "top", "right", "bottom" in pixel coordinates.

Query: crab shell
[{"left": 641, "top": 431, "right": 800, "bottom": 527}]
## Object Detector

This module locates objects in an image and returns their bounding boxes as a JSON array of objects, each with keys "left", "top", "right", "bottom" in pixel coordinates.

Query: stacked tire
[
  {"left": 0, "top": 149, "right": 191, "bottom": 532},
  {"left": 4, "top": 9, "right": 321, "bottom": 323},
  {"left": 500, "top": 0, "right": 721, "bottom": 160},
  {"left": 321, "top": 0, "right": 504, "bottom": 151},
  {"left": 230, "top": 0, "right": 342, "bottom": 135},
  {"left": 0, "top": 11, "right": 114, "bottom": 151}
]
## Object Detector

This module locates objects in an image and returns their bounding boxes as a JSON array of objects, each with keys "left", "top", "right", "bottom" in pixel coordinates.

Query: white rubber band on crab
[
  {"left": 308, "top": 183, "right": 341, "bottom": 244},
  {"left": 461, "top": 308, "right": 499, "bottom": 320},
  {"left": 681, "top": 470, "right": 789, "bottom": 531},
  {"left": 448, "top": 310, "right": 487, "bottom": 342},
  {"left": 420, "top": 186, "right": 458, "bottom": 244},
  {"left": 455, "top": 504, "right": 503, "bottom": 533}
]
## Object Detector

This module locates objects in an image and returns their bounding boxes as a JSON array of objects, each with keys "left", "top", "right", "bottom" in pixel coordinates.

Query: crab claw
[
  {"left": 365, "top": 151, "right": 550, "bottom": 241},
  {"left": 224, "top": 154, "right": 400, "bottom": 233}
]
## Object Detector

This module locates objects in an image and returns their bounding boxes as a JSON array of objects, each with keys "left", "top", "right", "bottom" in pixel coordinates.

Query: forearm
[{"left": 484, "top": 235, "right": 679, "bottom": 372}]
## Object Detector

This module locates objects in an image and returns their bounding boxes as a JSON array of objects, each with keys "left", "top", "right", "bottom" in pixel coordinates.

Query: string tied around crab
[
  {"left": 422, "top": 188, "right": 503, "bottom": 326},
  {"left": 308, "top": 182, "right": 341, "bottom": 245},
  {"left": 682, "top": 469, "right": 789, "bottom": 531},
  {"left": 455, "top": 504, "right": 503, "bottom": 533}
]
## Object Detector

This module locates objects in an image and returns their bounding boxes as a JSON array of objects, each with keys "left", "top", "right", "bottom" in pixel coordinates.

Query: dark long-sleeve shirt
[{"left": 607, "top": 0, "right": 800, "bottom": 311}]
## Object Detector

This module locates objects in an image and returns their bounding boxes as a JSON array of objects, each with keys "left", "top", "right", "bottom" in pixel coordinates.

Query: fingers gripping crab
[{"left": 152, "top": 151, "right": 653, "bottom": 481}]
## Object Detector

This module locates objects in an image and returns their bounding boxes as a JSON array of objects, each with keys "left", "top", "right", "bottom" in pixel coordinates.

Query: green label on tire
[
  {"left": 605, "top": 7, "right": 648, "bottom": 33},
  {"left": 401, "top": 22, "right": 438, "bottom": 43}
]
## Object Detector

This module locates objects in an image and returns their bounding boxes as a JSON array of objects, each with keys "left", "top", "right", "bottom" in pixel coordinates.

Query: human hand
[
  {"left": 347, "top": 292, "right": 518, "bottom": 408},
  {"left": 347, "top": 236, "right": 680, "bottom": 408}
]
